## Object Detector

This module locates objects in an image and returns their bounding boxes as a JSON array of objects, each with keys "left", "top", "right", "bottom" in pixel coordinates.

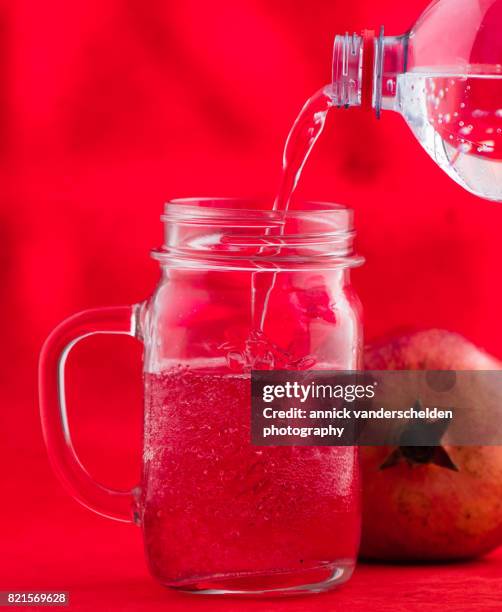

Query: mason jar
[{"left": 39, "top": 198, "right": 364, "bottom": 596}]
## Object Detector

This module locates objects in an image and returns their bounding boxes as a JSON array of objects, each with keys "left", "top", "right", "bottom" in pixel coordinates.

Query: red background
[{"left": 3, "top": 0, "right": 502, "bottom": 609}]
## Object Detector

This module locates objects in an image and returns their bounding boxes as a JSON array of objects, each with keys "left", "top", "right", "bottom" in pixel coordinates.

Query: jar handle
[{"left": 39, "top": 305, "right": 142, "bottom": 523}]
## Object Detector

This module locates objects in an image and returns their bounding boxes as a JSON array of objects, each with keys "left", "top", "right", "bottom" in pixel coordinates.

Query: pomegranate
[{"left": 361, "top": 329, "right": 502, "bottom": 561}]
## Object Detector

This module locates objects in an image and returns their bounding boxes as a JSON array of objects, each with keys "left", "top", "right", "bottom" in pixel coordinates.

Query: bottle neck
[{"left": 332, "top": 28, "right": 408, "bottom": 117}]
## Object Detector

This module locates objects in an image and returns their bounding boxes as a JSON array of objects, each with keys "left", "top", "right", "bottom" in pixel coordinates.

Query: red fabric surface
[
  {"left": 5, "top": 506, "right": 502, "bottom": 610},
  {"left": 3, "top": 0, "right": 502, "bottom": 609}
]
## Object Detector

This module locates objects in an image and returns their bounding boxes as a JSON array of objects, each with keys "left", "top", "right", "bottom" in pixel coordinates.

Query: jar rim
[
  {"left": 163, "top": 197, "right": 352, "bottom": 221},
  {"left": 153, "top": 197, "right": 363, "bottom": 271}
]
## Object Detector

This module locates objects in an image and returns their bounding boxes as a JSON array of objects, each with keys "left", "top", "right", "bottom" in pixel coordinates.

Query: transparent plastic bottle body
[{"left": 332, "top": 0, "right": 502, "bottom": 201}]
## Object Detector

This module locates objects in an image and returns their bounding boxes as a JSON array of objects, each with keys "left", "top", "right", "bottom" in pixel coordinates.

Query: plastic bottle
[{"left": 332, "top": 0, "right": 502, "bottom": 201}]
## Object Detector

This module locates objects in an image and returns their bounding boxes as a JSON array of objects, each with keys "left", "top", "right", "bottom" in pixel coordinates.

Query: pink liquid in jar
[{"left": 142, "top": 366, "right": 360, "bottom": 591}]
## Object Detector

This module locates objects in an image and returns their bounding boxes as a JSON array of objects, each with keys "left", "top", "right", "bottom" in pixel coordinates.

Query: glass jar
[{"left": 39, "top": 198, "right": 364, "bottom": 596}]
